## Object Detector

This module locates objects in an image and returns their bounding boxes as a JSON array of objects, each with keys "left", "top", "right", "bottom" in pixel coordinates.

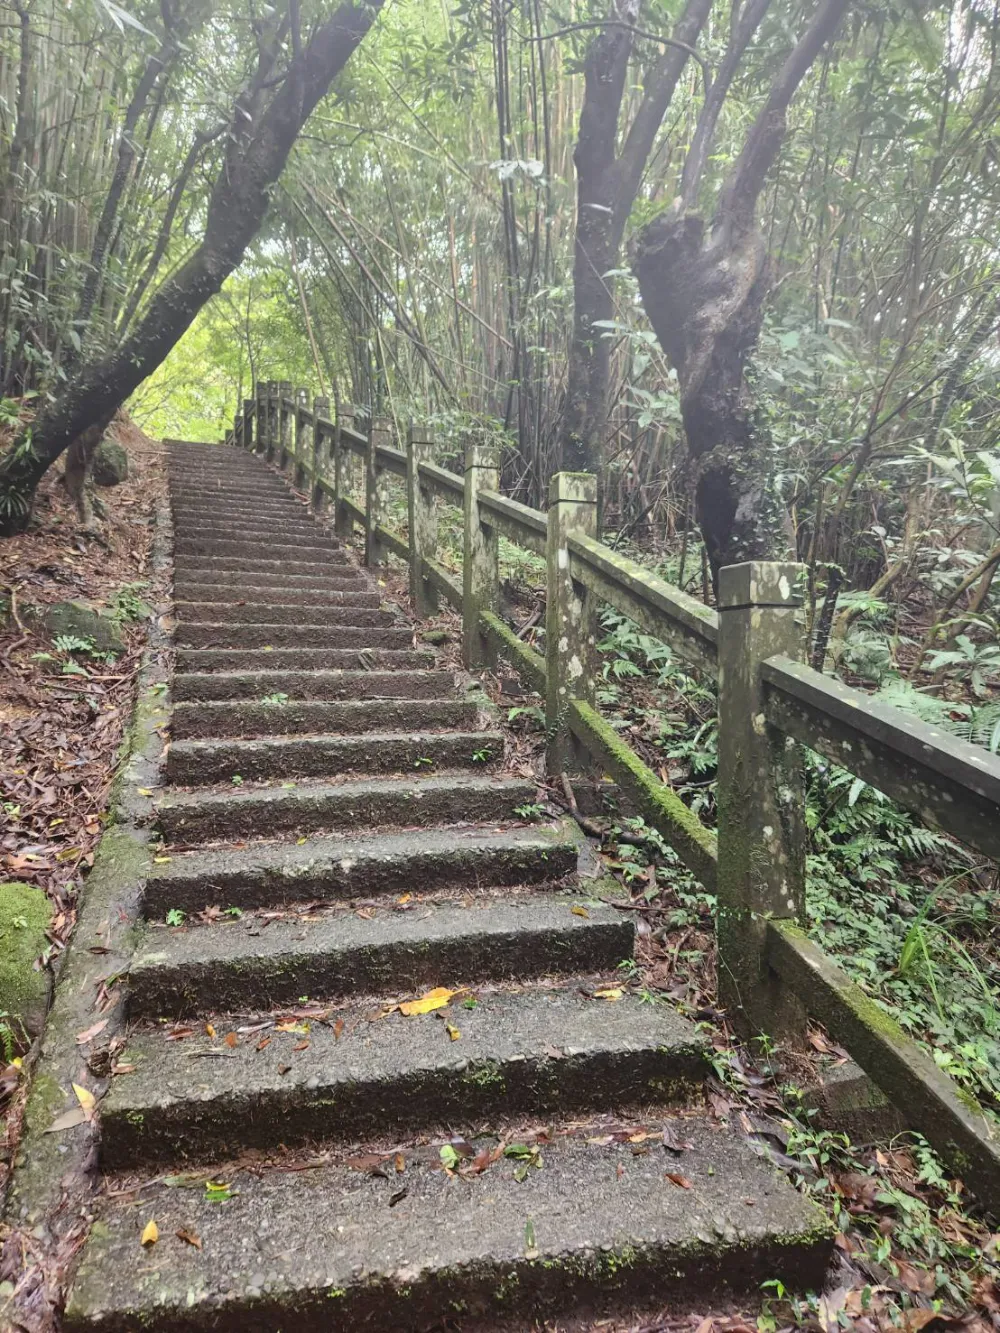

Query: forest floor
[{"left": 0, "top": 415, "right": 167, "bottom": 1196}]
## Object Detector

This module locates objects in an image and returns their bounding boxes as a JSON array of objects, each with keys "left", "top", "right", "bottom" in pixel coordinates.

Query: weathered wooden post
[
  {"left": 716, "top": 560, "right": 808, "bottom": 1042},
  {"left": 334, "top": 403, "right": 355, "bottom": 539},
  {"left": 365, "top": 416, "right": 391, "bottom": 568},
  {"left": 254, "top": 382, "right": 268, "bottom": 455},
  {"left": 264, "top": 382, "right": 278, "bottom": 461},
  {"left": 277, "top": 380, "right": 294, "bottom": 471},
  {"left": 312, "top": 395, "right": 330, "bottom": 512},
  {"left": 462, "top": 440, "right": 499, "bottom": 668},
  {"left": 407, "top": 423, "right": 439, "bottom": 615},
  {"left": 242, "top": 398, "right": 255, "bottom": 452},
  {"left": 294, "top": 387, "right": 311, "bottom": 489},
  {"left": 545, "top": 472, "right": 599, "bottom": 773}
]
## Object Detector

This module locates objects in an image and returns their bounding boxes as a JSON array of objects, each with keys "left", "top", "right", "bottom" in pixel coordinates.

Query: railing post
[
  {"left": 277, "top": 380, "right": 293, "bottom": 471},
  {"left": 716, "top": 560, "right": 808, "bottom": 1042},
  {"left": 294, "top": 387, "right": 311, "bottom": 489},
  {"left": 334, "top": 403, "right": 355, "bottom": 539},
  {"left": 407, "top": 423, "right": 438, "bottom": 615},
  {"left": 545, "top": 472, "right": 598, "bottom": 773},
  {"left": 254, "top": 382, "right": 268, "bottom": 455},
  {"left": 264, "top": 382, "right": 278, "bottom": 461},
  {"left": 242, "top": 398, "right": 254, "bottom": 452},
  {"left": 312, "top": 395, "right": 330, "bottom": 511},
  {"left": 462, "top": 440, "right": 499, "bottom": 669},
  {"left": 365, "top": 416, "right": 391, "bottom": 568}
]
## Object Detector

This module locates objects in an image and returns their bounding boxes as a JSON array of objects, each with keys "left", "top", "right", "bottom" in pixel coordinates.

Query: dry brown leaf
[
  {"left": 293, "top": 1040, "right": 310, "bottom": 1052},
  {"left": 44, "top": 1106, "right": 88, "bottom": 1134},
  {"left": 665, "top": 1172, "right": 693, "bottom": 1189},
  {"left": 175, "top": 1228, "right": 202, "bottom": 1249},
  {"left": 224, "top": 1032, "right": 237, "bottom": 1048},
  {"left": 256, "top": 1036, "right": 271, "bottom": 1051},
  {"left": 333, "top": 1018, "right": 345, "bottom": 1040},
  {"left": 75, "top": 1019, "right": 109, "bottom": 1045}
]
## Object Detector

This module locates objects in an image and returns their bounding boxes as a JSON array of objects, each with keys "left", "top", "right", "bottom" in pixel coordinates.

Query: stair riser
[
  {"left": 64, "top": 1236, "right": 831, "bottom": 1333},
  {"left": 173, "top": 573, "right": 365, "bottom": 592},
  {"left": 174, "top": 558, "right": 357, "bottom": 577},
  {"left": 172, "top": 503, "right": 314, "bottom": 521},
  {"left": 99, "top": 1045, "right": 706, "bottom": 1169},
  {"left": 164, "top": 732, "right": 502, "bottom": 784},
  {"left": 170, "top": 698, "right": 479, "bottom": 739},
  {"left": 175, "top": 604, "right": 389, "bottom": 626},
  {"left": 143, "top": 840, "right": 577, "bottom": 915},
  {"left": 156, "top": 778, "right": 537, "bottom": 844},
  {"left": 171, "top": 669, "right": 454, "bottom": 702},
  {"left": 128, "top": 919, "right": 633, "bottom": 1019},
  {"left": 174, "top": 625, "right": 412, "bottom": 650},
  {"left": 174, "top": 648, "right": 431, "bottom": 673},
  {"left": 172, "top": 520, "right": 332, "bottom": 538},
  {"left": 174, "top": 542, "right": 345, "bottom": 563},
  {"left": 172, "top": 585, "right": 378, "bottom": 605}
]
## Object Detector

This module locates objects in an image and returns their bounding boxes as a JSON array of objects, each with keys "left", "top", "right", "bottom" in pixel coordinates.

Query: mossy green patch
[{"left": 0, "top": 881, "right": 52, "bottom": 1040}]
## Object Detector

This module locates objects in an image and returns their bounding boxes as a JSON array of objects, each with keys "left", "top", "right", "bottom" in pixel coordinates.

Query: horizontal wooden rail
[
  {"left": 479, "top": 489, "right": 547, "bottom": 555},
  {"left": 763, "top": 656, "right": 1000, "bottom": 862},
  {"left": 567, "top": 533, "right": 718, "bottom": 675},
  {"left": 768, "top": 920, "right": 1000, "bottom": 1202},
  {"left": 418, "top": 459, "right": 464, "bottom": 500}
]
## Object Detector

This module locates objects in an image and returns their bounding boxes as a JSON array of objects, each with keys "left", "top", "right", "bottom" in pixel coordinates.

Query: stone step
[
  {"left": 165, "top": 729, "right": 504, "bottom": 784},
  {"left": 175, "top": 548, "right": 351, "bottom": 571},
  {"left": 156, "top": 773, "right": 537, "bottom": 843},
  {"left": 174, "top": 647, "right": 432, "bottom": 673},
  {"left": 170, "top": 696, "right": 481, "bottom": 739},
  {"left": 65, "top": 1124, "right": 831, "bottom": 1331},
  {"left": 128, "top": 895, "right": 631, "bottom": 1018},
  {"left": 169, "top": 475, "right": 297, "bottom": 493},
  {"left": 172, "top": 497, "right": 313, "bottom": 515},
  {"left": 174, "top": 623, "right": 412, "bottom": 651},
  {"left": 175, "top": 537, "right": 340, "bottom": 560},
  {"left": 174, "top": 575, "right": 370, "bottom": 597},
  {"left": 99, "top": 988, "right": 708, "bottom": 1168},
  {"left": 174, "top": 601, "right": 389, "bottom": 626},
  {"left": 174, "top": 556, "right": 359, "bottom": 578},
  {"left": 143, "top": 822, "right": 580, "bottom": 915},
  {"left": 171, "top": 668, "right": 455, "bottom": 703},
  {"left": 172, "top": 519, "right": 333, "bottom": 541}
]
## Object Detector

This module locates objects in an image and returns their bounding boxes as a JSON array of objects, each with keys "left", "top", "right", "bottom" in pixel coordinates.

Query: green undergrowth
[{"left": 587, "top": 603, "right": 1000, "bottom": 1126}]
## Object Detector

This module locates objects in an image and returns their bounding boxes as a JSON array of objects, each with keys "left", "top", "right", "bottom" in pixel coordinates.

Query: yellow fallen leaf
[
  {"left": 399, "top": 987, "right": 457, "bottom": 1017},
  {"left": 296, "top": 837, "right": 307, "bottom": 845},
  {"left": 445, "top": 1023, "right": 461, "bottom": 1041},
  {"left": 397, "top": 893, "right": 412, "bottom": 904},
  {"left": 140, "top": 1220, "right": 159, "bottom": 1247},
  {"left": 153, "top": 856, "right": 171, "bottom": 864},
  {"left": 594, "top": 987, "right": 623, "bottom": 1001},
  {"left": 570, "top": 905, "right": 589, "bottom": 919},
  {"left": 205, "top": 1023, "right": 216, "bottom": 1038},
  {"left": 137, "top": 788, "right": 154, "bottom": 797},
  {"left": 73, "top": 1083, "right": 96, "bottom": 1112}
]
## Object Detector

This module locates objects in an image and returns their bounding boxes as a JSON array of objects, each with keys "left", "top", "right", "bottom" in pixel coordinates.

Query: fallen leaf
[
  {"left": 293, "top": 1040, "right": 310, "bottom": 1052},
  {"left": 44, "top": 1107, "right": 88, "bottom": 1133},
  {"left": 140, "top": 1220, "right": 159, "bottom": 1247},
  {"left": 224, "top": 1032, "right": 237, "bottom": 1048},
  {"left": 543, "top": 1043, "right": 565, "bottom": 1059},
  {"left": 524, "top": 1218, "right": 537, "bottom": 1257},
  {"left": 388, "top": 1188, "right": 407, "bottom": 1207},
  {"left": 73, "top": 1082, "right": 96, "bottom": 1120},
  {"left": 275, "top": 1020, "right": 309, "bottom": 1034},
  {"left": 75, "top": 1019, "right": 109, "bottom": 1045},
  {"left": 665, "top": 1172, "right": 693, "bottom": 1189},
  {"left": 256, "top": 1036, "right": 271, "bottom": 1051},
  {"left": 570, "top": 905, "right": 589, "bottom": 918},
  {"left": 175, "top": 1228, "right": 202, "bottom": 1249},
  {"left": 394, "top": 1153, "right": 405, "bottom": 1173},
  {"left": 661, "top": 1123, "right": 691, "bottom": 1154},
  {"left": 399, "top": 986, "right": 457, "bottom": 1017},
  {"left": 333, "top": 1019, "right": 345, "bottom": 1041},
  {"left": 137, "top": 788, "right": 154, "bottom": 797},
  {"left": 278, "top": 1063, "right": 292, "bottom": 1075},
  {"left": 205, "top": 1023, "right": 216, "bottom": 1038},
  {"left": 594, "top": 987, "right": 622, "bottom": 1001},
  {"left": 445, "top": 1023, "right": 460, "bottom": 1041},
  {"left": 398, "top": 893, "right": 412, "bottom": 904}
]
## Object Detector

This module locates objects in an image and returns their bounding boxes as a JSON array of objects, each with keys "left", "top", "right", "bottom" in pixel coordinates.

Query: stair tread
[
  {"left": 99, "top": 988, "right": 709, "bottom": 1165},
  {"left": 171, "top": 669, "right": 454, "bottom": 701},
  {"left": 65, "top": 1121, "right": 830, "bottom": 1330},
  {"left": 128, "top": 894, "right": 632, "bottom": 1016}
]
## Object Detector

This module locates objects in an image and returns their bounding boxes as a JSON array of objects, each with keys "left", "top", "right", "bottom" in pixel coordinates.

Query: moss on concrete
[{"left": 0, "top": 882, "right": 52, "bottom": 1040}]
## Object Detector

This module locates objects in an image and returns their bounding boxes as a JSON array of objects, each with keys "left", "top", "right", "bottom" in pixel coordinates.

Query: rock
[
  {"left": 420, "top": 629, "right": 450, "bottom": 646},
  {"left": 0, "top": 882, "right": 52, "bottom": 1042},
  {"left": 44, "top": 600, "right": 124, "bottom": 654},
  {"left": 92, "top": 440, "right": 128, "bottom": 487}
]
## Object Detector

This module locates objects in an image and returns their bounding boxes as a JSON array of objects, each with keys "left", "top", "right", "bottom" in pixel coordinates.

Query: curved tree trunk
[{"left": 0, "top": 0, "right": 384, "bottom": 536}]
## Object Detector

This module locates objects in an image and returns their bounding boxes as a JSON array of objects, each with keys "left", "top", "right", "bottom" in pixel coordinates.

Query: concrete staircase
[{"left": 64, "top": 443, "right": 831, "bottom": 1329}]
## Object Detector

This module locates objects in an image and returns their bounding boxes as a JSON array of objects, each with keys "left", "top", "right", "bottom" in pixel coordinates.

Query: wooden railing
[{"left": 227, "top": 381, "right": 1000, "bottom": 1206}]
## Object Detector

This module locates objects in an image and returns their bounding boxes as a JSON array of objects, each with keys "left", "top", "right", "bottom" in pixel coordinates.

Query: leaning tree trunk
[
  {"left": 0, "top": 0, "right": 384, "bottom": 536},
  {"left": 635, "top": 213, "right": 779, "bottom": 582}
]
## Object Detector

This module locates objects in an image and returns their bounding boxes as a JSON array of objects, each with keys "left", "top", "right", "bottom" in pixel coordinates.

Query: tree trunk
[{"left": 0, "top": 0, "right": 384, "bottom": 536}]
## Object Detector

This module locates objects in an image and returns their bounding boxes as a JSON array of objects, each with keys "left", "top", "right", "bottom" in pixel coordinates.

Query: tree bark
[
  {"left": 0, "top": 0, "right": 384, "bottom": 536},
  {"left": 634, "top": 0, "right": 850, "bottom": 584}
]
